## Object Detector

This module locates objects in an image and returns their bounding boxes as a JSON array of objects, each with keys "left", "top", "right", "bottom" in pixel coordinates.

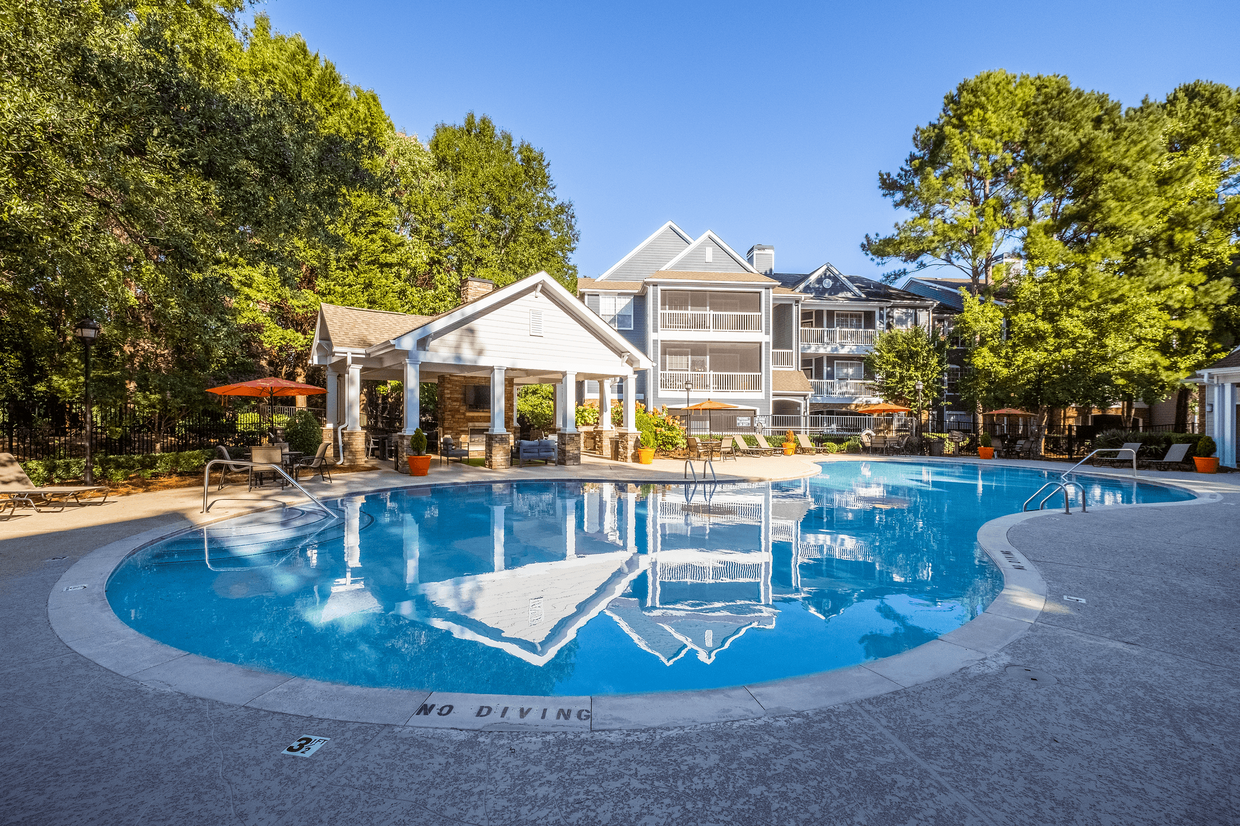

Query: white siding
[
  {"left": 602, "top": 226, "right": 691, "bottom": 281},
  {"left": 666, "top": 237, "right": 750, "bottom": 273},
  {"left": 429, "top": 293, "right": 625, "bottom": 371}
]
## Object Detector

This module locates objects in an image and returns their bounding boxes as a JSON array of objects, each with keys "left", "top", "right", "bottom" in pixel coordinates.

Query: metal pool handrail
[
  {"left": 202, "top": 459, "right": 336, "bottom": 517},
  {"left": 1020, "top": 447, "right": 1138, "bottom": 514}
]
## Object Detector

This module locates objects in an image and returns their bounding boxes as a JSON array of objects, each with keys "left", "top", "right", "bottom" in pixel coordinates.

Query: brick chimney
[
  {"left": 747, "top": 244, "right": 774, "bottom": 275},
  {"left": 461, "top": 277, "right": 495, "bottom": 304}
]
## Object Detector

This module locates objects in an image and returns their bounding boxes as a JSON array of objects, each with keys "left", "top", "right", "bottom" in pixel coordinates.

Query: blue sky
[{"left": 257, "top": 0, "right": 1238, "bottom": 280}]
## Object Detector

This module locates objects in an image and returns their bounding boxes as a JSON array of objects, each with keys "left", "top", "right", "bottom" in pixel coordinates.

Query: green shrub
[
  {"left": 843, "top": 437, "right": 863, "bottom": 453},
  {"left": 639, "top": 429, "right": 654, "bottom": 448},
  {"left": 636, "top": 406, "right": 686, "bottom": 453},
  {"left": 285, "top": 410, "right": 323, "bottom": 456},
  {"left": 575, "top": 404, "right": 600, "bottom": 428},
  {"left": 1197, "top": 435, "right": 1216, "bottom": 457},
  {"left": 822, "top": 441, "right": 840, "bottom": 454},
  {"left": 1093, "top": 429, "right": 1201, "bottom": 455},
  {"left": 979, "top": 431, "right": 992, "bottom": 448},
  {"left": 410, "top": 428, "right": 427, "bottom": 456},
  {"left": 19, "top": 449, "right": 214, "bottom": 486}
]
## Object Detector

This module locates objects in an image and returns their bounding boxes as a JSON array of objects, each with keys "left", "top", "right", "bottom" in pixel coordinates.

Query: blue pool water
[{"left": 107, "top": 462, "right": 1192, "bottom": 695}]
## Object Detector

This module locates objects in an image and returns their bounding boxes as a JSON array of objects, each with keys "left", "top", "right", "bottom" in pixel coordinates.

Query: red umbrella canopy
[
  {"left": 207, "top": 378, "right": 326, "bottom": 397},
  {"left": 982, "top": 408, "right": 1034, "bottom": 416}
]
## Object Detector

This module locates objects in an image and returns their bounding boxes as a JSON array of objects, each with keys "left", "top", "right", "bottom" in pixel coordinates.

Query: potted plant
[
  {"left": 637, "top": 430, "right": 655, "bottom": 464},
  {"left": 407, "top": 428, "right": 431, "bottom": 476},
  {"left": 1194, "top": 436, "right": 1218, "bottom": 473},
  {"left": 783, "top": 429, "right": 796, "bottom": 455},
  {"left": 977, "top": 431, "right": 994, "bottom": 460}
]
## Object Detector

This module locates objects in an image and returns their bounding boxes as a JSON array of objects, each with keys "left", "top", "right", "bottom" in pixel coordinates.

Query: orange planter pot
[
  {"left": 407, "top": 455, "right": 431, "bottom": 476},
  {"left": 1194, "top": 456, "right": 1219, "bottom": 474},
  {"left": 978, "top": 447, "right": 994, "bottom": 460},
  {"left": 637, "top": 448, "right": 655, "bottom": 464},
  {"left": 783, "top": 443, "right": 796, "bottom": 455}
]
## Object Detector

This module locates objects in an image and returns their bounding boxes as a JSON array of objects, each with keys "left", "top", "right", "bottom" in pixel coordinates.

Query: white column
[
  {"left": 345, "top": 357, "right": 362, "bottom": 431},
  {"left": 624, "top": 487, "right": 637, "bottom": 552},
  {"left": 554, "top": 381, "right": 564, "bottom": 431},
  {"left": 403, "top": 516, "right": 420, "bottom": 588},
  {"left": 562, "top": 371, "right": 577, "bottom": 433},
  {"left": 489, "top": 366, "right": 507, "bottom": 434},
  {"left": 491, "top": 504, "right": 506, "bottom": 572},
  {"left": 623, "top": 374, "right": 637, "bottom": 431},
  {"left": 325, "top": 366, "right": 339, "bottom": 428},
  {"left": 599, "top": 379, "right": 613, "bottom": 431},
  {"left": 402, "top": 360, "right": 420, "bottom": 435},
  {"left": 564, "top": 497, "right": 577, "bottom": 559}
]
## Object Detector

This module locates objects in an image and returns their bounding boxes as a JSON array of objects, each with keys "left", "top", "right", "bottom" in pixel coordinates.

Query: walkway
[{"left": 1, "top": 457, "right": 1238, "bottom": 824}]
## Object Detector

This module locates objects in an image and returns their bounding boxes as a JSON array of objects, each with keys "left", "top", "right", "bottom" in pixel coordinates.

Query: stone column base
[
  {"left": 612, "top": 431, "right": 641, "bottom": 463},
  {"left": 595, "top": 429, "right": 614, "bottom": 460},
  {"left": 341, "top": 429, "right": 367, "bottom": 466},
  {"left": 320, "top": 426, "right": 338, "bottom": 460},
  {"left": 557, "top": 432, "right": 581, "bottom": 466},
  {"left": 485, "top": 433, "right": 511, "bottom": 470},
  {"left": 393, "top": 434, "right": 412, "bottom": 473}
]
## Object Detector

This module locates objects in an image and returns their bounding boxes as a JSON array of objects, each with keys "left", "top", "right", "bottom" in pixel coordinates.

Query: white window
[
  {"left": 835, "top": 360, "right": 863, "bottom": 380},
  {"left": 836, "top": 312, "right": 863, "bottom": 330},
  {"left": 665, "top": 349, "right": 690, "bottom": 371},
  {"left": 529, "top": 309, "right": 544, "bottom": 336},
  {"left": 594, "top": 294, "right": 633, "bottom": 330},
  {"left": 891, "top": 308, "right": 914, "bottom": 329},
  {"left": 946, "top": 366, "right": 961, "bottom": 394}
]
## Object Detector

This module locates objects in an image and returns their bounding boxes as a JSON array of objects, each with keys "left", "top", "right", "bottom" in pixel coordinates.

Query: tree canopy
[{"left": 0, "top": 2, "right": 578, "bottom": 410}]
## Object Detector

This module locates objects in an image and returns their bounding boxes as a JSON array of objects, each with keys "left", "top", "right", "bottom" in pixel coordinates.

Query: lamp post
[
  {"left": 684, "top": 380, "right": 693, "bottom": 435},
  {"left": 914, "top": 380, "right": 924, "bottom": 440},
  {"left": 73, "top": 318, "right": 102, "bottom": 485}
]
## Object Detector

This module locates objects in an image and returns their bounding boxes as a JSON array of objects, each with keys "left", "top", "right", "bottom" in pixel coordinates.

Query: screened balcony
[
  {"left": 660, "top": 290, "right": 762, "bottom": 333},
  {"left": 659, "top": 343, "right": 762, "bottom": 393}
]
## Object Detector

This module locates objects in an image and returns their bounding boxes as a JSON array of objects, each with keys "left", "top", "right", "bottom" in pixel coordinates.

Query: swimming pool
[{"left": 106, "top": 462, "right": 1192, "bottom": 696}]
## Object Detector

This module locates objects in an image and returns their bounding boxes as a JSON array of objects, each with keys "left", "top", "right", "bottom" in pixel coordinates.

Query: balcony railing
[
  {"left": 800, "top": 327, "right": 875, "bottom": 346},
  {"left": 772, "top": 349, "right": 794, "bottom": 369},
  {"left": 810, "top": 379, "right": 870, "bottom": 397},
  {"left": 660, "top": 371, "right": 762, "bottom": 393},
  {"left": 660, "top": 310, "right": 762, "bottom": 332}
]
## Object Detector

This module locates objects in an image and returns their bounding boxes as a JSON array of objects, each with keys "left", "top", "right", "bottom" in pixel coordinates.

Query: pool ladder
[
  {"left": 202, "top": 459, "right": 336, "bottom": 517},
  {"left": 1021, "top": 448, "right": 1138, "bottom": 514}
]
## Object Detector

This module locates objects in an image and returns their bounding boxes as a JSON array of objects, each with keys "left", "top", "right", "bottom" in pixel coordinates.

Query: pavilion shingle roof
[
  {"left": 1206, "top": 348, "right": 1240, "bottom": 370},
  {"left": 772, "top": 371, "right": 813, "bottom": 394},
  {"left": 319, "top": 303, "right": 431, "bottom": 350}
]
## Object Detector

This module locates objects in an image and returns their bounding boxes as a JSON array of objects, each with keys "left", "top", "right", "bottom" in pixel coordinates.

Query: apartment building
[{"left": 580, "top": 222, "right": 951, "bottom": 433}]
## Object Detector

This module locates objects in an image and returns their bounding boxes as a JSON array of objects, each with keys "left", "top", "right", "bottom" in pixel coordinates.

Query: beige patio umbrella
[{"left": 682, "top": 399, "right": 741, "bottom": 436}]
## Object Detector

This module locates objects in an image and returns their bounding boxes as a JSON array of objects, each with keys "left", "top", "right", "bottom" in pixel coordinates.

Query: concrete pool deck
[{"left": 2, "top": 455, "right": 1239, "bottom": 824}]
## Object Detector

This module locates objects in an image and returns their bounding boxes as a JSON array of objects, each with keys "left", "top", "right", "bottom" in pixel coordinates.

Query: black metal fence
[{"left": 2, "top": 402, "right": 268, "bottom": 461}]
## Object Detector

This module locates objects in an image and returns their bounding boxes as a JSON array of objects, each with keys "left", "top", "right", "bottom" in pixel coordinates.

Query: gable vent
[
  {"left": 529, "top": 309, "right": 544, "bottom": 336},
  {"left": 704, "top": 246, "right": 713, "bottom": 264}
]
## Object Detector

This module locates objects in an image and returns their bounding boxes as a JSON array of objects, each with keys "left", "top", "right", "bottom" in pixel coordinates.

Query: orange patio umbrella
[
  {"left": 858, "top": 402, "right": 912, "bottom": 434},
  {"left": 982, "top": 408, "right": 1034, "bottom": 416},
  {"left": 682, "top": 399, "right": 741, "bottom": 435},
  {"left": 207, "top": 377, "right": 327, "bottom": 441}
]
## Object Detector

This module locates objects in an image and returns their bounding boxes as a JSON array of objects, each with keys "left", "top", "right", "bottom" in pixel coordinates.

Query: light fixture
[{"left": 73, "top": 317, "right": 102, "bottom": 485}]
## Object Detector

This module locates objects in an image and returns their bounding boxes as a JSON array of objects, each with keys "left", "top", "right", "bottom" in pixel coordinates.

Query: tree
[
  {"left": 862, "top": 70, "right": 1037, "bottom": 295},
  {"left": 518, "top": 385, "right": 555, "bottom": 430},
  {"left": 864, "top": 328, "right": 947, "bottom": 427},
  {"left": 415, "top": 113, "right": 579, "bottom": 313}
]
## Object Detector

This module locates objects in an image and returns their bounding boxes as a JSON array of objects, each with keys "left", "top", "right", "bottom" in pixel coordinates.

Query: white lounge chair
[{"left": 0, "top": 452, "right": 109, "bottom": 512}]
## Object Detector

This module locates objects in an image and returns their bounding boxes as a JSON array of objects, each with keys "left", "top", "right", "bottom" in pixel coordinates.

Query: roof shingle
[{"left": 319, "top": 304, "right": 430, "bottom": 350}]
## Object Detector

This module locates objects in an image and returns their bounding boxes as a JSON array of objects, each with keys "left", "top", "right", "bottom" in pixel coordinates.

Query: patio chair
[
  {"left": 1096, "top": 442, "right": 1142, "bottom": 468},
  {"left": 885, "top": 434, "right": 910, "bottom": 455},
  {"left": 440, "top": 436, "right": 469, "bottom": 466},
  {"left": 717, "top": 435, "right": 740, "bottom": 461},
  {"left": 295, "top": 442, "right": 335, "bottom": 483},
  {"left": 1004, "top": 439, "right": 1028, "bottom": 459},
  {"left": 753, "top": 433, "right": 784, "bottom": 454},
  {"left": 249, "top": 445, "right": 285, "bottom": 490},
  {"left": 1143, "top": 442, "right": 1192, "bottom": 471},
  {"left": 796, "top": 434, "right": 828, "bottom": 455},
  {"left": 213, "top": 445, "right": 251, "bottom": 490},
  {"left": 0, "top": 452, "right": 109, "bottom": 513}
]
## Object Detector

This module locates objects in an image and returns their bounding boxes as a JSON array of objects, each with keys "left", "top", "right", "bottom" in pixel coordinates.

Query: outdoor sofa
[
  {"left": 517, "top": 439, "right": 556, "bottom": 467},
  {"left": 0, "top": 452, "right": 109, "bottom": 513}
]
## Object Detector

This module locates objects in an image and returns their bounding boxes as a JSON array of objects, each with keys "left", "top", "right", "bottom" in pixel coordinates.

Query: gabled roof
[
  {"left": 1204, "top": 347, "right": 1240, "bottom": 371},
  {"left": 847, "top": 276, "right": 938, "bottom": 304},
  {"left": 795, "top": 262, "right": 868, "bottom": 299},
  {"left": 315, "top": 303, "right": 432, "bottom": 351},
  {"left": 659, "top": 230, "right": 758, "bottom": 274},
  {"left": 597, "top": 220, "right": 693, "bottom": 281}
]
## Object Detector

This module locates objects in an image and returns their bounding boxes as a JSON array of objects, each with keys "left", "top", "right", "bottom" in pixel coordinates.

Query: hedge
[{"left": 20, "top": 449, "right": 215, "bottom": 486}]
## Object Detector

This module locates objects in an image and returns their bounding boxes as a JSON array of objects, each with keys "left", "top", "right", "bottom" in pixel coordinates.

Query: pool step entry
[{"left": 151, "top": 507, "right": 346, "bottom": 570}]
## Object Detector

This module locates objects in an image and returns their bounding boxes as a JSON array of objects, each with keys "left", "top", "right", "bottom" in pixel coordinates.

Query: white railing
[
  {"left": 660, "top": 371, "right": 762, "bottom": 392},
  {"left": 810, "top": 379, "right": 869, "bottom": 397},
  {"left": 769, "top": 415, "right": 804, "bottom": 431},
  {"left": 806, "top": 414, "right": 876, "bottom": 434},
  {"left": 772, "top": 349, "right": 794, "bottom": 369},
  {"left": 799, "top": 328, "right": 875, "bottom": 346},
  {"left": 660, "top": 310, "right": 762, "bottom": 332}
]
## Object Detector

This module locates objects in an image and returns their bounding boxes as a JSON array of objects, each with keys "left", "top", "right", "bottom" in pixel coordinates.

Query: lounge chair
[
  {"left": 295, "top": 442, "right": 335, "bottom": 483},
  {"left": 754, "top": 434, "right": 784, "bottom": 454},
  {"left": 733, "top": 435, "right": 776, "bottom": 457},
  {"left": 440, "top": 436, "right": 469, "bottom": 466},
  {"left": 1143, "top": 442, "right": 1192, "bottom": 471},
  {"left": 1096, "top": 442, "right": 1142, "bottom": 468},
  {"left": 0, "top": 452, "right": 109, "bottom": 512},
  {"left": 796, "top": 434, "right": 829, "bottom": 455}
]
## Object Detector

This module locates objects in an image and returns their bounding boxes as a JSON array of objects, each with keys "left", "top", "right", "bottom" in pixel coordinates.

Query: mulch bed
[{"left": 61, "top": 464, "right": 380, "bottom": 499}]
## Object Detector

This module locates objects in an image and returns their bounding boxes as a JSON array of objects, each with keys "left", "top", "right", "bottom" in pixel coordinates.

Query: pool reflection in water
[{"left": 107, "top": 462, "right": 1189, "bottom": 696}]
